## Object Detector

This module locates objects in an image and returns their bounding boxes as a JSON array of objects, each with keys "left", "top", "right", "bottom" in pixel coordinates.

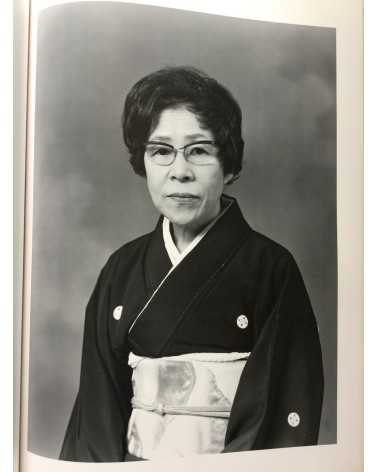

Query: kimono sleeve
[
  {"left": 59, "top": 260, "right": 133, "bottom": 462},
  {"left": 224, "top": 253, "right": 324, "bottom": 451}
]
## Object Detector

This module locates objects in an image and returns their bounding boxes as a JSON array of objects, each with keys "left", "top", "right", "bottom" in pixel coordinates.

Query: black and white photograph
[{"left": 26, "top": 1, "right": 337, "bottom": 463}]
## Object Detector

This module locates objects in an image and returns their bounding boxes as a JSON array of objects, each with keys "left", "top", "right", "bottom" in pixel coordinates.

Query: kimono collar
[
  {"left": 162, "top": 197, "right": 233, "bottom": 267},
  {"left": 128, "top": 195, "right": 252, "bottom": 357}
]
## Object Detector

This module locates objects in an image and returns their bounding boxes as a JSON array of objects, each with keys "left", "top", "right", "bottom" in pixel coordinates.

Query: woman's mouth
[{"left": 167, "top": 193, "right": 200, "bottom": 203}]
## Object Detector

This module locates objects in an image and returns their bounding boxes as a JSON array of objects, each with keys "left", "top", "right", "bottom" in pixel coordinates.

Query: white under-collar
[{"left": 162, "top": 198, "right": 232, "bottom": 267}]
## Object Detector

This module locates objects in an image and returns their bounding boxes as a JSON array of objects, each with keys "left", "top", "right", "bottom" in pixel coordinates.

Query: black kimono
[{"left": 60, "top": 197, "right": 324, "bottom": 462}]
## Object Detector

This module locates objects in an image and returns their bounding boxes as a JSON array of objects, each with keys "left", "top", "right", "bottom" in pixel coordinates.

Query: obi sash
[{"left": 127, "top": 351, "right": 250, "bottom": 459}]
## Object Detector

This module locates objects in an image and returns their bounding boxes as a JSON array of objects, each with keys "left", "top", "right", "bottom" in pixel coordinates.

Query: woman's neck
[
  {"left": 170, "top": 225, "right": 199, "bottom": 253},
  {"left": 170, "top": 202, "right": 222, "bottom": 253}
]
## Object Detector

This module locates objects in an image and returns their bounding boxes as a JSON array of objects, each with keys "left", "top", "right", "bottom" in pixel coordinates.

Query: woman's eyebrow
[
  {"left": 185, "top": 133, "right": 211, "bottom": 140},
  {"left": 147, "top": 133, "right": 211, "bottom": 143},
  {"left": 147, "top": 135, "right": 172, "bottom": 142}
]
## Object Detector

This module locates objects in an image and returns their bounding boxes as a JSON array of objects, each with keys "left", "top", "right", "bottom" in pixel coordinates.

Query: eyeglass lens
[{"left": 145, "top": 142, "right": 218, "bottom": 165}]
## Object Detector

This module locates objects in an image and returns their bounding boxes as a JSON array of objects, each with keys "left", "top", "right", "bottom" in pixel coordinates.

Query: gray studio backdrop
[{"left": 28, "top": 2, "right": 337, "bottom": 458}]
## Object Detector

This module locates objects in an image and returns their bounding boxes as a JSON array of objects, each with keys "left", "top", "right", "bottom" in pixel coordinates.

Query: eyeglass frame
[{"left": 143, "top": 140, "right": 219, "bottom": 166}]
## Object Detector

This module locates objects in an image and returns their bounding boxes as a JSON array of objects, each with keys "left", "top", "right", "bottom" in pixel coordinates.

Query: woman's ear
[{"left": 224, "top": 173, "right": 240, "bottom": 185}]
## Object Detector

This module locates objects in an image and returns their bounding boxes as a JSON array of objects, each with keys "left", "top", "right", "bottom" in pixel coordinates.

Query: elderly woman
[{"left": 60, "top": 67, "right": 323, "bottom": 462}]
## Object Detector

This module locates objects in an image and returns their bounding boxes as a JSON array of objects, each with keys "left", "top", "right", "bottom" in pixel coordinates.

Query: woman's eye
[
  {"left": 157, "top": 148, "right": 171, "bottom": 155},
  {"left": 188, "top": 146, "right": 209, "bottom": 156},
  {"left": 151, "top": 146, "right": 171, "bottom": 156}
]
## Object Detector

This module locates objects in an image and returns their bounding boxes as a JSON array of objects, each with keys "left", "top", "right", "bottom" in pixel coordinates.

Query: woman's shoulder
[
  {"left": 100, "top": 230, "right": 155, "bottom": 278},
  {"left": 240, "top": 228, "right": 305, "bottom": 292},
  {"left": 113, "top": 231, "right": 154, "bottom": 256},
  {"left": 243, "top": 227, "right": 295, "bottom": 264}
]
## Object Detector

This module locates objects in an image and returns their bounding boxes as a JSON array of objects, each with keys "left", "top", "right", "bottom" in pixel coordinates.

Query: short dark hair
[{"left": 122, "top": 66, "right": 244, "bottom": 178}]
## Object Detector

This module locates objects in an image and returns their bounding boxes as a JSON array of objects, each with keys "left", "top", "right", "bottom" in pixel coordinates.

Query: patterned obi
[{"left": 127, "top": 351, "right": 250, "bottom": 459}]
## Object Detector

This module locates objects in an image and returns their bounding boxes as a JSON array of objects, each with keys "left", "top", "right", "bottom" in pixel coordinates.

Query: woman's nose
[{"left": 169, "top": 152, "right": 194, "bottom": 181}]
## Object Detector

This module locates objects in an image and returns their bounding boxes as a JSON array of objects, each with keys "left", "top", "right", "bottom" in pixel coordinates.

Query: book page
[
  {"left": 14, "top": 0, "right": 31, "bottom": 470},
  {"left": 20, "top": 1, "right": 363, "bottom": 471}
]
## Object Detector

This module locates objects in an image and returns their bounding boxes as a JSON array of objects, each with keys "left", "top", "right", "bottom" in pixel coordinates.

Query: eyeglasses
[{"left": 144, "top": 140, "right": 218, "bottom": 166}]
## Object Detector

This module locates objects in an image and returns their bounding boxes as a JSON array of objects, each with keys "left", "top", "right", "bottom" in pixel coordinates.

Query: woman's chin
[{"left": 164, "top": 212, "right": 198, "bottom": 229}]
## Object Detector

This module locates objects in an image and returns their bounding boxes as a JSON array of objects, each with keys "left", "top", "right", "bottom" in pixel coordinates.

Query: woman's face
[{"left": 144, "top": 106, "right": 233, "bottom": 233}]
